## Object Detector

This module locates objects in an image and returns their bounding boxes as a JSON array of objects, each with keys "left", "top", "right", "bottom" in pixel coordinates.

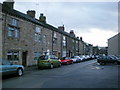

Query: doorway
[{"left": 22, "top": 51, "right": 27, "bottom": 66}]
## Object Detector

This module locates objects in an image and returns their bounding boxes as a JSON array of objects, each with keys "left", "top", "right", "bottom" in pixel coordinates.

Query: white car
[
  {"left": 79, "top": 55, "right": 86, "bottom": 61},
  {"left": 71, "top": 56, "right": 81, "bottom": 63}
]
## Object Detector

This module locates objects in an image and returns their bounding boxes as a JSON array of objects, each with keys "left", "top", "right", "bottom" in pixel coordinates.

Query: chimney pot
[{"left": 39, "top": 13, "right": 46, "bottom": 23}]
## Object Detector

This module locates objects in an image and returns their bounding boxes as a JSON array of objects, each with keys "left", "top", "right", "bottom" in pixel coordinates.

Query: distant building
[
  {"left": 98, "top": 47, "right": 108, "bottom": 55},
  {"left": 93, "top": 46, "right": 99, "bottom": 55},
  {"left": 108, "top": 33, "right": 120, "bottom": 55}
]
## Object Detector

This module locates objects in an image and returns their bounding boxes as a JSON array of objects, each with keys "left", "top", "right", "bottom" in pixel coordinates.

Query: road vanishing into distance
[{"left": 2, "top": 59, "right": 120, "bottom": 88}]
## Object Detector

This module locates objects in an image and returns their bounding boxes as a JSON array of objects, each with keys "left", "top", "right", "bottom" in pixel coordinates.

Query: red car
[{"left": 60, "top": 57, "right": 73, "bottom": 65}]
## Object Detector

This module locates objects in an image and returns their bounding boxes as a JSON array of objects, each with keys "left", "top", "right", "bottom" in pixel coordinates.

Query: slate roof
[{"left": 2, "top": 3, "right": 80, "bottom": 41}]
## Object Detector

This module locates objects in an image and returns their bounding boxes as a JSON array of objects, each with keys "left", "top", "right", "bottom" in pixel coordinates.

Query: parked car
[
  {"left": 79, "top": 55, "right": 86, "bottom": 61},
  {"left": 97, "top": 56, "right": 120, "bottom": 65},
  {"left": 37, "top": 55, "right": 61, "bottom": 69},
  {"left": 0, "top": 59, "right": 24, "bottom": 76},
  {"left": 60, "top": 57, "right": 73, "bottom": 65},
  {"left": 71, "top": 56, "right": 81, "bottom": 63}
]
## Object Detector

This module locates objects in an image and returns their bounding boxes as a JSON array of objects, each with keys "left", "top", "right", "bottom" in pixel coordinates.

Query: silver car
[{"left": 0, "top": 59, "right": 24, "bottom": 76}]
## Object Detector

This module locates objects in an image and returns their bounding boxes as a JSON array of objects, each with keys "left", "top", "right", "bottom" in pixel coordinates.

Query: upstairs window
[
  {"left": 43, "top": 35, "right": 46, "bottom": 43},
  {"left": 15, "top": 29, "right": 20, "bottom": 38},
  {"left": 54, "top": 32, "right": 57, "bottom": 38},
  {"left": 8, "top": 27, "right": 14, "bottom": 37},
  {"left": 35, "top": 26, "right": 41, "bottom": 42},
  {"left": 11, "top": 18, "right": 18, "bottom": 26},
  {"left": 63, "top": 36, "right": 66, "bottom": 47},
  {"left": 53, "top": 32, "right": 57, "bottom": 44},
  {"left": 7, "top": 26, "right": 20, "bottom": 39}
]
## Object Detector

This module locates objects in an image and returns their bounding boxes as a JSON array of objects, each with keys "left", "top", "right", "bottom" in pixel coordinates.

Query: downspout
[{"left": 51, "top": 31, "right": 54, "bottom": 55}]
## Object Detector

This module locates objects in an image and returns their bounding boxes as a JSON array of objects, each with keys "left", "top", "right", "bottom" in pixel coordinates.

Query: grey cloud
[{"left": 14, "top": 2, "right": 118, "bottom": 33}]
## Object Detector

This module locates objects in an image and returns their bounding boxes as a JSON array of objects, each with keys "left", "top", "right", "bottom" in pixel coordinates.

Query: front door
[{"left": 22, "top": 51, "right": 27, "bottom": 66}]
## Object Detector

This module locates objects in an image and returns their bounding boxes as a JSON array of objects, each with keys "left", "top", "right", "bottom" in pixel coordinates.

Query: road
[{"left": 2, "top": 59, "right": 120, "bottom": 88}]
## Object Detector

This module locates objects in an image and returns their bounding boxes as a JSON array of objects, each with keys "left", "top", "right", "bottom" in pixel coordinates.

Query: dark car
[{"left": 97, "top": 56, "right": 120, "bottom": 65}]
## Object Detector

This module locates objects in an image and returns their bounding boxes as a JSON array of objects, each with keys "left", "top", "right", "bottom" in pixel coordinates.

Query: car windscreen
[
  {"left": 1, "top": 59, "right": 11, "bottom": 65},
  {"left": 65, "top": 57, "right": 70, "bottom": 59},
  {"left": 38, "top": 56, "right": 48, "bottom": 60}
]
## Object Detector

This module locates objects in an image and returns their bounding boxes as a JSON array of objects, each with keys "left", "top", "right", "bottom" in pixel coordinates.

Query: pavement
[{"left": 24, "top": 65, "right": 38, "bottom": 71}]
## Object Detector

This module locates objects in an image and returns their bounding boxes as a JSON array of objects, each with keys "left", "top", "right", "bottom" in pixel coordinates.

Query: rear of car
[
  {"left": 37, "top": 55, "right": 61, "bottom": 69},
  {"left": 60, "top": 57, "right": 73, "bottom": 65},
  {"left": 71, "top": 56, "right": 81, "bottom": 63}
]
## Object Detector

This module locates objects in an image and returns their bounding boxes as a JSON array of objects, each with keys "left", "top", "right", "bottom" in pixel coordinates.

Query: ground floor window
[
  {"left": 7, "top": 51, "right": 19, "bottom": 61},
  {"left": 34, "top": 52, "right": 42, "bottom": 60}
]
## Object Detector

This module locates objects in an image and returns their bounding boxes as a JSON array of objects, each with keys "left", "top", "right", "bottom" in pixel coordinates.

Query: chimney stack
[
  {"left": 80, "top": 37, "right": 83, "bottom": 41},
  {"left": 27, "top": 10, "right": 36, "bottom": 18},
  {"left": 58, "top": 25, "right": 65, "bottom": 31},
  {"left": 70, "top": 30, "right": 75, "bottom": 37},
  {"left": 39, "top": 13, "right": 46, "bottom": 23},
  {"left": 3, "top": 0, "right": 14, "bottom": 9}
]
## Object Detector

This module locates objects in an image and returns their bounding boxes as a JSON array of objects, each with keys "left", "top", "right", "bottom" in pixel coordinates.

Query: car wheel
[
  {"left": 50, "top": 64, "right": 54, "bottom": 69},
  {"left": 114, "top": 61, "right": 118, "bottom": 65},
  {"left": 66, "top": 62, "right": 69, "bottom": 65},
  {"left": 38, "top": 67, "right": 42, "bottom": 69},
  {"left": 99, "top": 62, "right": 104, "bottom": 65},
  {"left": 71, "top": 61, "right": 73, "bottom": 64},
  {"left": 17, "top": 68, "right": 23, "bottom": 76},
  {"left": 59, "top": 63, "right": 61, "bottom": 67}
]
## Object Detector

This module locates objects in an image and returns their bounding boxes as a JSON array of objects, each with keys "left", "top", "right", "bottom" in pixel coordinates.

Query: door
[{"left": 22, "top": 51, "right": 27, "bottom": 66}]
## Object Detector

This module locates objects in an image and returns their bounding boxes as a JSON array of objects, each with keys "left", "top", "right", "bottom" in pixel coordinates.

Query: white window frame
[
  {"left": 14, "top": 29, "right": 20, "bottom": 38},
  {"left": 8, "top": 27, "right": 14, "bottom": 37},
  {"left": 11, "top": 18, "right": 17, "bottom": 26}
]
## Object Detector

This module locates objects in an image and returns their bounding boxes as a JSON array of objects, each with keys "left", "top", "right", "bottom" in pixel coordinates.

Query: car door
[
  {"left": 107, "top": 56, "right": 114, "bottom": 63},
  {"left": 2, "top": 60, "right": 16, "bottom": 75}
]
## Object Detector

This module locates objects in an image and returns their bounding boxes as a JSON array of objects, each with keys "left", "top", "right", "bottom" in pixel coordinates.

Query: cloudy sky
[{"left": 1, "top": 0, "right": 119, "bottom": 47}]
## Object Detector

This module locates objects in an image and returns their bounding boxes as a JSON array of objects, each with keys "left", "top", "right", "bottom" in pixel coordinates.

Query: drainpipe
[
  {"left": 51, "top": 31, "right": 54, "bottom": 55},
  {"left": 3, "top": 13, "right": 7, "bottom": 59}
]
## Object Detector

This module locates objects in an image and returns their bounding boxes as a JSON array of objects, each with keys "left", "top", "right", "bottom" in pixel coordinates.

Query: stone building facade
[{"left": 1, "top": 1, "right": 92, "bottom": 66}]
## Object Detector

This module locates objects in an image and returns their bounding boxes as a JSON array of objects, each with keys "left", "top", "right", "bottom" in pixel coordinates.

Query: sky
[{"left": 1, "top": 0, "right": 119, "bottom": 47}]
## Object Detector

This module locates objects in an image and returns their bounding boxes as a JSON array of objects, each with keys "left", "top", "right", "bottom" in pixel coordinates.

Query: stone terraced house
[{"left": 0, "top": 1, "right": 91, "bottom": 66}]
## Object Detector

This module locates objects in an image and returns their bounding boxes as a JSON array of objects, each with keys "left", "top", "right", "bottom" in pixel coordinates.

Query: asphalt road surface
[{"left": 2, "top": 59, "right": 120, "bottom": 88}]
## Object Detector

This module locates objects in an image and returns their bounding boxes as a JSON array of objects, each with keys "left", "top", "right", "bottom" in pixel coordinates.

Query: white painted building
[{"left": 108, "top": 33, "right": 120, "bottom": 55}]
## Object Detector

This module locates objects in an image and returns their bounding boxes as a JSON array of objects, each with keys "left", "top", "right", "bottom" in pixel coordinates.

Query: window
[
  {"left": 36, "top": 27, "right": 41, "bottom": 33},
  {"left": 53, "top": 38, "right": 57, "bottom": 44},
  {"left": 11, "top": 18, "right": 18, "bottom": 26},
  {"left": 35, "top": 26, "right": 41, "bottom": 42},
  {"left": 63, "top": 36, "right": 66, "bottom": 47},
  {"left": 15, "top": 29, "right": 20, "bottom": 38},
  {"left": 8, "top": 27, "right": 14, "bottom": 37},
  {"left": 7, "top": 51, "right": 19, "bottom": 61},
  {"left": 8, "top": 26, "right": 20, "bottom": 39},
  {"left": 54, "top": 32, "right": 57, "bottom": 38},
  {"left": 53, "top": 32, "right": 57, "bottom": 44},
  {"left": 43, "top": 35, "right": 46, "bottom": 43},
  {"left": 34, "top": 52, "right": 41, "bottom": 60},
  {"left": 50, "top": 55, "right": 58, "bottom": 60},
  {"left": 38, "top": 55, "right": 48, "bottom": 60}
]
